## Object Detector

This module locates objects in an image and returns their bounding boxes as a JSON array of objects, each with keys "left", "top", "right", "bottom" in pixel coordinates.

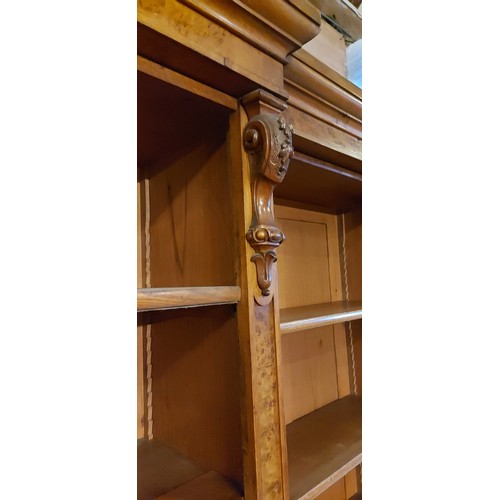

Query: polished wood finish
[
  {"left": 287, "top": 396, "right": 362, "bottom": 500},
  {"left": 156, "top": 471, "right": 243, "bottom": 500},
  {"left": 138, "top": 0, "right": 287, "bottom": 97},
  {"left": 275, "top": 151, "right": 361, "bottom": 214},
  {"left": 300, "top": 19, "right": 346, "bottom": 77},
  {"left": 243, "top": 91, "right": 294, "bottom": 302},
  {"left": 138, "top": 3, "right": 362, "bottom": 497},
  {"left": 280, "top": 301, "right": 362, "bottom": 335},
  {"left": 293, "top": 49, "right": 361, "bottom": 101},
  {"left": 152, "top": 307, "right": 242, "bottom": 483},
  {"left": 275, "top": 205, "right": 350, "bottom": 424},
  {"left": 284, "top": 41, "right": 362, "bottom": 175},
  {"left": 229, "top": 107, "right": 289, "bottom": 499},
  {"left": 137, "top": 70, "right": 231, "bottom": 168},
  {"left": 285, "top": 56, "right": 361, "bottom": 122},
  {"left": 285, "top": 105, "right": 361, "bottom": 170},
  {"left": 137, "top": 286, "right": 241, "bottom": 312},
  {"left": 137, "top": 439, "right": 206, "bottom": 500},
  {"left": 138, "top": 439, "right": 242, "bottom": 500},
  {"left": 138, "top": 56, "right": 237, "bottom": 111},
  {"left": 146, "top": 126, "right": 236, "bottom": 288},
  {"left": 343, "top": 470, "right": 359, "bottom": 500},
  {"left": 138, "top": 23, "right": 260, "bottom": 98},
  {"left": 179, "top": 0, "right": 320, "bottom": 64},
  {"left": 315, "top": 479, "right": 349, "bottom": 500}
]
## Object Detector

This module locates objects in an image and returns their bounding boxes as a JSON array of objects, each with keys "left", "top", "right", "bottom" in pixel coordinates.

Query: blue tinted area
[{"left": 346, "top": 39, "right": 362, "bottom": 89}]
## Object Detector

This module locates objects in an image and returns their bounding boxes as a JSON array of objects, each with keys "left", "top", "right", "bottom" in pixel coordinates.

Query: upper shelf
[
  {"left": 275, "top": 151, "right": 361, "bottom": 213},
  {"left": 138, "top": 286, "right": 241, "bottom": 312},
  {"left": 287, "top": 395, "right": 362, "bottom": 499},
  {"left": 280, "top": 301, "right": 362, "bottom": 335}
]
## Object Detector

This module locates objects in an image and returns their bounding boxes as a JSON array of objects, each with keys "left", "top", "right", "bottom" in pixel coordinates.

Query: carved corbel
[{"left": 243, "top": 112, "right": 293, "bottom": 303}]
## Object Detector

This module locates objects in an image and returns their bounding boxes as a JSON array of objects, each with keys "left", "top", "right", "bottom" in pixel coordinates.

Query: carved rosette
[{"left": 243, "top": 113, "right": 293, "bottom": 301}]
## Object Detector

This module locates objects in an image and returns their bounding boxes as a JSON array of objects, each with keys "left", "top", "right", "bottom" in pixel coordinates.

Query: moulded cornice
[
  {"left": 285, "top": 54, "right": 362, "bottom": 122},
  {"left": 180, "top": 0, "right": 321, "bottom": 63}
]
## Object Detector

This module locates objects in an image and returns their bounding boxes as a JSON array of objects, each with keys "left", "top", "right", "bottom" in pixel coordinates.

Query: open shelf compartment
[
  {"left": 287, "top": 395, "right": 362, "bottom": 500},
  {"left": 275, "top": 151, "right": 361, "bottom": 214},
  {"left": 138, "top": 439, "right": 242, "bottom": 500}
]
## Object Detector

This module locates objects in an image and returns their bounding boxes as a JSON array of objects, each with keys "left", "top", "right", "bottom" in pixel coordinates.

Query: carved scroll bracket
[{"left": 243, "top": 110, "right": 293, "bottom": 304}]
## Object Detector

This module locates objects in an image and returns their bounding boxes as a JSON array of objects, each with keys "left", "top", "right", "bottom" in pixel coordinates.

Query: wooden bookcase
[{"left": 137, "top": 2, "right": 361, "bottom": 499}]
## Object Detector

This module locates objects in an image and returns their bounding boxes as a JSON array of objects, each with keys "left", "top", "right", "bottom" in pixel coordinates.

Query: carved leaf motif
[{"left": 243, "top": 112, "right": 293, "bottom": 301}]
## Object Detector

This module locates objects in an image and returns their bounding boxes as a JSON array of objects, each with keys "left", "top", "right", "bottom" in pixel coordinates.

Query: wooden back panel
[
  {"left": 147, "top": 128, "right": 236, "bottom": 288},
  {"left": 275, "top": 205, "right": 350, "bottom": 424},
  {"left": 138, "top": 71, "right": 242, "bottom": 485},
  {"left": 151, "top": 307, "right": 242, "bottom": 484}
]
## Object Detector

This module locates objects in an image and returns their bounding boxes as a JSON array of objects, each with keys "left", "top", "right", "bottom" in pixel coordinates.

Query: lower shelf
[
  {"left": 138, "top": 439, "right": 242, "bottom": 500},
  {"left": 287, "top": 395, "right": 362, "bottom": 500}
]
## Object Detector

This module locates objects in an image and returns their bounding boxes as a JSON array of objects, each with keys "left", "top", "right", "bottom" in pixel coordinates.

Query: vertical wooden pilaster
[{"left": 229, "top": 90, "right": 292, "bottom": 499}]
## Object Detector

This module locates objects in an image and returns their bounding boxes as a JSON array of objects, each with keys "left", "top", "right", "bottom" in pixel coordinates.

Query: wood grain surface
[
  {"left": 137, "top": 286, "right": 241, "bottom": 312},
  {"left": 138, "top": 70, "right": 231, "bottom": 169},
  {"left": 274, "top": 152, "right": 361, "bottom": 214},
  {"left": 300, "top": 19, "right": 346, "bottom": 76},
  {"left": 275, "top": 205, "right": 349, "bottom": 425},
  {"left": 156, "top": 471, "right": 243, "bottom": 500},
  {"left": 137, "top": 439, "right": 206, "bottom": 500},
  {"left": 138, "top": 56, "right": 237, "bottom": 110},
  {"left": 229, "top": 107, "right": 289, "bottom": 499},
  {"left": 138, "top": 0, "right": 287, "bottom": 97},
  {"left": 151, "top": 307, "right": 242, "bottom": 484},
  {"left": 287, "top": 396, "right": 362, "bottom": 499},
  {"left": 280, "top": 301, "right": 362, "bottom": 334}
]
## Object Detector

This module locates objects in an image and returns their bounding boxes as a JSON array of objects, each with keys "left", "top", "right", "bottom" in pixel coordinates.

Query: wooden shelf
[
  {"left": 137, "top": 287, "right": 241, "bottom": 312},
  {"left": 280, "top": 301, "right": 362, "bottom": 335},
  {"left": 138, "top": 439, "right": 242, "bottom": 500},
  {"left": 274, "top": 151, "right": 361, "bottom": 213},
  {"left": 287, "top": 395, "right": 362, "bottom": 500}
]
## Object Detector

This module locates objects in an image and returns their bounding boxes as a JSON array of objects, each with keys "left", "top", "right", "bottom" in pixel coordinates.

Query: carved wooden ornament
[{"left": 243, "top": 113, "right": 293, "bottom": 303}]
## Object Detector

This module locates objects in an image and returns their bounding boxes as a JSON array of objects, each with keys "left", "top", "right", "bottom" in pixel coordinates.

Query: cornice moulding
[
  {"left": 180, "top": 0, "right": 321, "bottom": 64},
  {"left": 285, "top": 55, "right": 362, "bottom": 122}
]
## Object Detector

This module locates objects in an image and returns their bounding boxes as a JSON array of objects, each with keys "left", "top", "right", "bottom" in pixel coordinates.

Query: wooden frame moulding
[
  {"left": 138, "top": 55, "right": 238, "bottom": 111},
  {"left": 283, "top": 46, "right": 362, "bottom": 172},
  {"left": 179, "top": 0, "right": 321, "bottom": 64},
  {"left": 138, "top": 0, "right": 320, "bottom": 98}
]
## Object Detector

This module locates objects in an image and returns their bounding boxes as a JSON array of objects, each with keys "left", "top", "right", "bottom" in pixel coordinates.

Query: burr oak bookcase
[{"left": 137, "top": 1, "right": 362, "bottom": 498}]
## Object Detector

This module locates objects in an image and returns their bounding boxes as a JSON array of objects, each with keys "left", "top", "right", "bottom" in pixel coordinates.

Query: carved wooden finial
[{"left": 243, "top": 110, "right": 294, "bottom": 303}]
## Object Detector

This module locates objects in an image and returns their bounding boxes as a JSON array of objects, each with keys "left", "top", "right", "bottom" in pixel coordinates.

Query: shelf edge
[
  {"left": 297, "top": 453, "right": 362, "bottom": 500},
  {"left": 137, "top": 286, "right": 241, "bottom": 312},
  {"left": 281, "top": 310, "right": 362, "bottom": 334}
]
